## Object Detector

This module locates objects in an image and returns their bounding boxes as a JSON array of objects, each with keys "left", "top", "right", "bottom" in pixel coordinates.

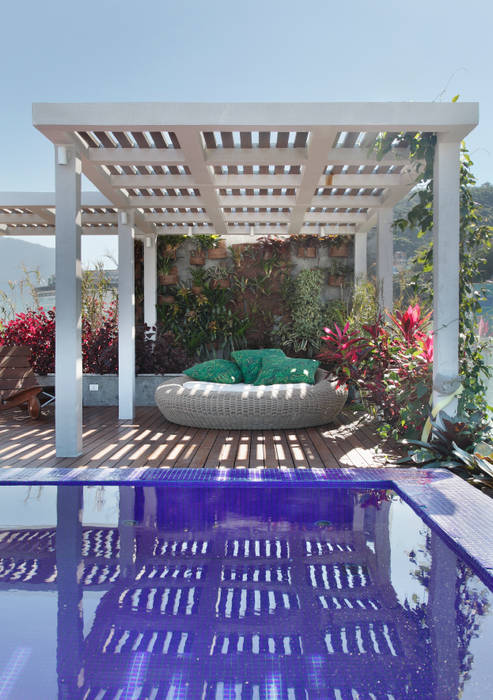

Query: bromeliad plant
[
  {"left": 317, "top": 304, "right": 434, "bottom": 438},
  {"left": 399, "top": 411, "right": 493, "bottom": 495}
]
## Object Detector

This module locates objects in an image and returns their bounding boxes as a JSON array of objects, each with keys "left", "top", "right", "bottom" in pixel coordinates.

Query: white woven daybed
[{"left": 155, "top": 369, "right": 347, "bottom": 430}]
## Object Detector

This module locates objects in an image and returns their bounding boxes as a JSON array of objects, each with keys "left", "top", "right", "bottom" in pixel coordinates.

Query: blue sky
[{"left": 1, "top": 0, "right": 491, "bottom": 264}]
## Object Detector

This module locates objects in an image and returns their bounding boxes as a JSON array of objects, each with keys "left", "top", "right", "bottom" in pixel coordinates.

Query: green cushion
[
  {"left": 231, "top": 349, "right": 286, "bottom": 384},
  {"left": 183, "top": 359, "right": 243, "bottom": 384},
  {"left": 254, "top": 356, "right": 319, "bottom": 386}
]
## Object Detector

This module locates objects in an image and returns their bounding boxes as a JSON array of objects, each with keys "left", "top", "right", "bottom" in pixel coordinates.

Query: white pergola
[{"left": 1, "top": 102, "right": 479, "bottom": 455}]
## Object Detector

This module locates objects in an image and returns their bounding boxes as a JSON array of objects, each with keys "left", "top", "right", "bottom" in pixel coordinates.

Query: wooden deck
[{"left": 0, "top": 405, "right": 400, "bottom": 470}]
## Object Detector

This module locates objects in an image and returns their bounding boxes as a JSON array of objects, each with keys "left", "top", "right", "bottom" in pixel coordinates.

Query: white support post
[
  {"left": 118, "top": 210, "right": 135, "bottom": 420},
  {"left": 433, "top": 136, "right": 461, "bottom": 416},
  {"left": 354, "top": 231, "right": 367, "bottom": 284},
  {"left": 428, "top": 531, "right": 459, "bottom": 698},
  {"left": 55, "top": 145, "right": 82, "bottom": 457},
  {"left": 376, "top": 208, "right": 393, "bottom": 312},
  {"left": 143, "top": 234, "right": 157, "bottom": 330}
]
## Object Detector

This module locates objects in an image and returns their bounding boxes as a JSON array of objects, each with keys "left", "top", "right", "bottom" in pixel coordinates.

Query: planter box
[
  {"left": 329, "top": 244, "right": 350, "bottom": 257},
  {"left": 208, "top": 241, "right": 228, "bottom": 259},
  {"left": 36, "top": 374, "right": 182, "bottom": 407},
  {"left": 189, "top": 253, "right": 206, "bottom": 265},
  {"left": 158, "top": 268, "right": 179, "bottom": 286}
]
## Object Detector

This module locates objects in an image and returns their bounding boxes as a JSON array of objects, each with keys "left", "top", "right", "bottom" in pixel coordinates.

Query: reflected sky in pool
[{"left": 0, "top": 484, "right": 491, "bottom": 699}]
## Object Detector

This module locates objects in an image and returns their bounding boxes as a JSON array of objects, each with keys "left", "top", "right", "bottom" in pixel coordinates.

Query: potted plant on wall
[
  {"left": 157, "top": 233, "right": 187, "bottom": 259},
  {"left": 290, "top": 234, "right": 319, "bottom": 258},
  {"left": 208, "top": 265, "right": 230, "bottom": 289},
  {"left": 327, "top": 235, "right": 351, "bottom": 257},
  {"left": 158, "top": 257, "right": 179, "bottom": 286},
  {"left": 328, "top": 261, "right": 350, "bottom": 286},
  {"left": 190, "top": 268, "right": 209, "bottom": 294},
  {"left": 256, "top": 236, "right": 291, "bottom": 261},
  {"left": 189, "top": 234, "right": 222, "bottom": 265},
  {"left": 207, "top": 237, "right": 228, "bottom": 260}
]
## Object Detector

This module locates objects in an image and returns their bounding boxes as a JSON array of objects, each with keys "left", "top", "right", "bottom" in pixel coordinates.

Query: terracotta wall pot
[
  {"left": 158, "top": 267, "right": 179, "bottom": 286},
  {"left": 208, "top": 243, "right": 228, "bottom": 260},
  {"left": 328, "top": 275, "right": 345, "bottom": 286},
  {"left": 304, "top": 247, "right": 317, "bottom": 258},
  {"left": 330, "top": 244, "right": 349, "bottom": 257},
  {"left": 161, "top": 295, "right": 176, "bottom": 304},
  {"left": 161, "top": 247, "right": 177, "bottom": 259},
  {"left": 211, "top": 279, "right": 229, "bottom": 289},
  {"left": 189, "top": 252, "right": 206, "bottom": 266},
  {"left": 191, "top": 285, "right": 203, "bottom": 294}
]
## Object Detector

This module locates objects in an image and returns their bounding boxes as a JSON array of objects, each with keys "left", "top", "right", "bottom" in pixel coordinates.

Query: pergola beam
[
  {"left": 173, "top": 127, "right": 227, "bottom": 236},
  {"left": 109, "top": 173, "right": 414, "bottom": 190},
  {"left": 33, "top": 100, "right": 479, "bottom": 138},
  {"left": 288, "top": 129, "right": 339, "bottom": 235}
]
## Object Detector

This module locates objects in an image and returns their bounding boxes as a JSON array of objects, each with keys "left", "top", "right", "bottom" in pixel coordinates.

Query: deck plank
[{"left": 0, "top": 406, "right": 398, "bottom": 470}]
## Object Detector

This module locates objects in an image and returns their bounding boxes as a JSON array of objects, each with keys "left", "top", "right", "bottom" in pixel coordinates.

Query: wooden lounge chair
[{"left": 0, "top": 345, "right": 41, "bottom": 419}]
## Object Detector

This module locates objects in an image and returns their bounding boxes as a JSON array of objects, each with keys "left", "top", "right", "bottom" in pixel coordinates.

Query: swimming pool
[{"left": 0, "top": 468, "right": 492, "bottom": 699}]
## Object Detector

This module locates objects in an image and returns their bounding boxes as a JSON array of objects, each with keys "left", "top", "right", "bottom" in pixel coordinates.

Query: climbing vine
[{"left": 374, "top": 124, "right": 492, "bottom": 416}]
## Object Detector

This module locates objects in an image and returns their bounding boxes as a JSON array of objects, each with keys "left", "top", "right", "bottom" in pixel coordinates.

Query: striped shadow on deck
[{"left": 0, "top": 405, "right": 396, "bottom": 470}]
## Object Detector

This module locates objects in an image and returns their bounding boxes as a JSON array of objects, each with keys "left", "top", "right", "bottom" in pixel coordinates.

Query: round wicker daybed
[{"left": 155, "top": 369, "right": 347, "bottom": 430}]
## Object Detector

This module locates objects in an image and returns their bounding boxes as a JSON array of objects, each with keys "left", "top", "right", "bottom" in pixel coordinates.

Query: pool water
[{"left": 0, "top": 484, "right": 491, "bottom": 699}]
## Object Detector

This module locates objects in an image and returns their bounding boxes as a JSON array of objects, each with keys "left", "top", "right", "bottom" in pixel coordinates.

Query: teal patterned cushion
[
  {"left": 231, "top": 349, "right": 286, "bottom": 384},
  {"left": 183, "top": 359, "right": 243, "bottom": 384},
  {"left": 254, "top": 356, "right": 319, "bottom": 386}
]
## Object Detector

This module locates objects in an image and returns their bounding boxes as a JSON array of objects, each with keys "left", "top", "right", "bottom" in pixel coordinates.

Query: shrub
[
  {"left": 136, "top": 326, "right": 194, "bottom": 374},
  {"left": 279, "top": 269, "right": 326, "bottom": 356},
  {"left": 0, "top": 304, "right": 119, "bottom": 375},
  {"left": 0, "top": 308, "right": 56, "bottom": 374},
  {"left": 318, "top": 304, "right": 434, "bottom": 438}
]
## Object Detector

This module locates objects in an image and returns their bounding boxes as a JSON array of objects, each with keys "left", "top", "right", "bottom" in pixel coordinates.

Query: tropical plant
[
  {"left": 318, "top": 304, "right": 434, "bottom": 438},
  {"left": 318, "top": 322, "right": 367, "bottom": 384},
  {"left": 135, "top": 326, "right": 194, "bottom": 374},
  {"left": 374, "top": 121, "right": 492, "bottom": 417},
  {"left": 398, "top": 411, "right": 493, "bottom": 495},
  {"left": 157, "top": 282, "right": 249, "bottom": 359},
  {"left": 82, "top": 262, "right": 117, "bottom": 330},
  {"left": 278, "top": 268, "right": 326, "bottom": 356},
  {"left": 349, "top": 280, "right": 379, "bottom": 330},
  {"left": 0, "top": 304, "right": 119, "bottom": 375},
  {"left": 191, "top": 234, "right": 221, "bottom": 251}
]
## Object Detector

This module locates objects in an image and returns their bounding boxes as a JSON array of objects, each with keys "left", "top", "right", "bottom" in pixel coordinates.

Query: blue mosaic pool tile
[{"left": 0, "top": 465, "right": 492, "bottom": 585}]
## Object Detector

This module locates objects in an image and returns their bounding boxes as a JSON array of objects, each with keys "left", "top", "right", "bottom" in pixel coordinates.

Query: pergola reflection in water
[{"left": 0, "top": 484, "right": 489, "bottom": 699}]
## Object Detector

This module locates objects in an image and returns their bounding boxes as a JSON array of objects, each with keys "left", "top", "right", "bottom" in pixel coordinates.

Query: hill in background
[{"left": 0, "top": 237, "right": 55, "bottom": 312}]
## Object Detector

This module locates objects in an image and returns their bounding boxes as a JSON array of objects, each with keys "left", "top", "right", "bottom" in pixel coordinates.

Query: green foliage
[
  {"left": 349, "top": 280, "right": 379, "bottom": 330},
  {"left": 0, "top": 264, "right": 42, "bottom": 322},
  {"left": 157, "top": 283, "right": 249, "bottom": 360},
  {"left": 82, "top": 262, "right": 116, "bottom": 330},
  {"left": 399, "top": 412, "right": 493, "bottom": 496},
  {"left": 192, "top": 234, "right": 222, "bottom": 251},
  {"left": 375, "top": 127, "right": 492, "bottom": 417},
  {"left": 278, "top": 268, "right": 325, "bottom": 356}
]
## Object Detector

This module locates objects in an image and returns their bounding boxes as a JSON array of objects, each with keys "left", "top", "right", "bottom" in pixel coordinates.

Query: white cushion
[{"left": 183, "top": 381, "right": 310, "bottom": 395}]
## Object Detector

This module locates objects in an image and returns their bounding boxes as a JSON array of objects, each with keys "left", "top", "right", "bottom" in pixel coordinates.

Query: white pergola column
[
  {"left": 55, "top": 145, "right": 82, "bottom": 457},
  {"left": 354, "top": 231, "right": 367, "bottom": 284},
  {"left": 118, "top": 210, "right": 135, "bottom": 420},
  {"left": 143, "top": 233, "right": 157, "bottom": 330},
  {"left": 433, "top": 136, "right": 461, "bottom": 416},
  {"left": 376, "top": 207, "right": 393, "bottom": 312},
  {"left": 428, "top": 531, "right": 459, "bottom": 698}
]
